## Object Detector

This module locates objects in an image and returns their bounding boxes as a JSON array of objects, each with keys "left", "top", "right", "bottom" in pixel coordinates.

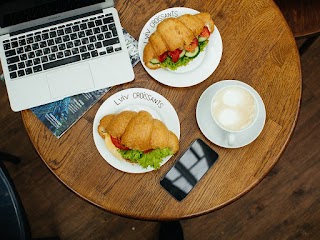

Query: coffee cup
[{"left": 210, "top": 85, "right": 259, "bottom": 146}]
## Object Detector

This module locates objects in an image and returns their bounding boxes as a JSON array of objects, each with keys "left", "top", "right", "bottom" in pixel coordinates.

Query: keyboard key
[
  {"left": 106, "top": 47, "right": 114, "bottom": 53},
  {"left": 101, "top": 25, "right": 108, "bottom": 32},
  {"left": 95, "top": 42, "right": 102, "bottom": 49},
  {"left": 79, "top": 46, "right": 87, "bottom": 53},
  {"left": 71, "top": 48, "right": 79, "bottom": 55},
  {"left": 33, "top": 58, "right": 41, "bottom": 65},
  {"left": 103, "top": 17, "right": 114, "bottom": 24},
  {"left": 41, "top": 56, "right": 49, "bottom": 63},
  {"left": 12, "top": 41, "right": 19, "bottom": 48},
  {"left": 34, "top": 35, "right": 42, "bottom": 42},
  {"left": 57, "top": 29, "right": 64, "bottom": 36},
  {"left": 25, "top": 68, "right": 33, "bottom": 75},
  {"left": 80, "top": 23, "right": 87, "bottom": 30},
  {"left": 81, "top": 38, "right": 89, "bottom": 45},
  {"left": 91, "top": 50, "right": 98, "bottom": 57},
  {"left": 43, "top": 48, "right": 51, "bottom": 54},
  {"left": 64, "top": 50, "right": 71, "bottom": 57},
  {"left": 102, "top": 37, "right": 119, "bottom": 47},
  {"left": 17, "top": 47, "right": 24, "bottom": 54},
  {"left": 57, "top": 52, "right": 64, "bottom": 59},
  {"left": 20, "top": 54, "right": 27, "bottom": 61},
  {"left": 55, "top": 37, "right": 62, "bottom": 44},
  {"left": 10, "top": 72, "right": 17, "bottom": 79},
  {"left": 48, "top": 39, "right": 55, "bottom": 46},
  {"left": 39, "top": 41, "right": 47, "bottom": 48},
  {"left": 8, "top": 64, "right": 17, "bottom": 72},
  {"left": 25, "top": 60, "right": 33, "bottom": 67},
  {"left": 24, "top": 45, "right": 32, "bottom": 52},
  {"left": 87, "top": 44, "right": 94, "bottom": 51},
  {"left": 27, "top": 52, "right": 35, "bottom": 59},
  {"left": 58, "top": 43, "right": 66, "bottom": 51},
  {"left": 49, "top": 31, "right": 57, "bottom": 38},
  {"left": 43, "top": 55, "right": 81, "bottom": 70},
  {"left": 66, "top": 42, "right": 74, "bottom": 49},
  {"left": 17, "top": 70, "right": 25, "bottom": 77},
  {"left": 85, "top": 29, "right": 93, "bottom": 36},
  {"left": 81, "top": 52, "right": 91, "bottom": 60},
  {"left": 35, "top": 49, "right": 43, "bottom": 56},
  {"left": 18, "top": 62, "right": 25, "bottom": 69},
  {"left": 42, "top": 33, "right": 49, "bottom": 40},
  {"left": 49, "top": 54, "right": 56, "bottom": 61},
  {"left": 32, "top": 43, "right": 39, "bottom": 50},
  {"left": 7, "top": 56, "right": 20, "bottom": 64},
  {"left": 70, "top": 33, "right": 77, "bottom": 40},
  {"left": 5, "top": 49, "right": 16, "bottom": 57},
  {"left": 115, "top": 47, "right": 122, "bottom": 52},
  {"left": 3, "top": 43, "right": 11, "bottom": 50},
  {"left": 105, "top": 32, "right": 112, "bottom": 39},
  {"left": 72, "top": 25, "right": 80, "bottom": 32},
  {"left": 95, "top": 19, "right": 102, "bottom": 26},
  {"left": 62, "top": 35, "right": 70, "bottom": 42},
  {"left": 26, "top": 37, "right": 34, "bottom": 44},
  {"left": 65, "top": 27, "right": 72, "bottom": 34},
  {"left": 33, "top": 65, "right": 42, "bottom": 73},
  {"left": 88, "top": 21, "right": 95, "bottom": 28}
]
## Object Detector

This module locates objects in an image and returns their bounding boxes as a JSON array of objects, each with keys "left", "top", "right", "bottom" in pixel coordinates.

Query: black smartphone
[{"left": 160, "top": 139, "right": 219, "bottom": 201}]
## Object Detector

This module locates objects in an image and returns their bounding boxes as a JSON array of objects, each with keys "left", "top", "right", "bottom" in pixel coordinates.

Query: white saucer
[
  {"left": 196, "top": 80, "right": 266, "bottom": 148},
  {"left": 138, "top": 7, "right": 223, "bottom": 87},
  {"left": 93, "top": 88, "right": 180, "bottom": 173}
]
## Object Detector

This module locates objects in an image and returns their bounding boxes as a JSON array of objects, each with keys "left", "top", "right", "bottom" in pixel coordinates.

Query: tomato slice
[
  {"left": 200, "top": 26, "right": 210, "bottom": 38},
  {"left": 185, "top": 38, "right": 198, "bottom": 52},
  {"left": 168, "top": 48, "right": 182, "bottom": 63},
  {"left": 110, "top": 136, "right": 130, "bottom": 150},
  {"left": 158, "top": 51, "right": 168, "bottom": 63}
]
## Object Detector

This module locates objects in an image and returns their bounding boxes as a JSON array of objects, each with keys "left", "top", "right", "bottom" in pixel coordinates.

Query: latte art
[{"left": 211, "top": 86, "right": 257, "bottom": 132}]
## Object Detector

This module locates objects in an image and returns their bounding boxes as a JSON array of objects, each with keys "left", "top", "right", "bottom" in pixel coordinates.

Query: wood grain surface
[
  {"left": 21, "top": 0, "right": 301, "bottom": 221},
  {"left": 274, "top": 0, "right": 320, "bottom": 37}
]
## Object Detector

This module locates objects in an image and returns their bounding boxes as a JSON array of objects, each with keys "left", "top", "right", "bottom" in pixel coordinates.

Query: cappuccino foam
[{"left": 211, "top": 86, "right": 257, "bottom": 132}]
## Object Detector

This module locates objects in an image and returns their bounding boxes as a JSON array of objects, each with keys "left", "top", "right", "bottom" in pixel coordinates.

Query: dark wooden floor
[{"left": 1, "top": 37, "right": 319, "bottom": 240}]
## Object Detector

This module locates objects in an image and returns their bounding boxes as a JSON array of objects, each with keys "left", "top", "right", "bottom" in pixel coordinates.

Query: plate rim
[
  {"left": 138, "top": 7, "right": 223, "bottom": 88},
  {"left": 92, "top": 88, "right": 181, "bottom": 173}
]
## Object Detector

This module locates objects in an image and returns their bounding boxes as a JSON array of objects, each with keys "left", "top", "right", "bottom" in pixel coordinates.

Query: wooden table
[{"left": 21, "top": 0, "right": 301, "bottom": 221}]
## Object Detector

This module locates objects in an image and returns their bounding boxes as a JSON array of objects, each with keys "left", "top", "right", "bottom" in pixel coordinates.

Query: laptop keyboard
[{"left": 2, "top": 13, "right": 122, "bottom": 80}]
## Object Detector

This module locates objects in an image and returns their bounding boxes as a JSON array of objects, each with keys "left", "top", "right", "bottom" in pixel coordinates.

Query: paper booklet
[{"left": 31, "top": 29, "right": 140, "bottom": 138}]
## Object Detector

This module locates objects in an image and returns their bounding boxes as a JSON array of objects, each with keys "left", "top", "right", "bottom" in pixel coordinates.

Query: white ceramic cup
[{"left": 211, "top": 85, "right": 259, "bottom": 146}]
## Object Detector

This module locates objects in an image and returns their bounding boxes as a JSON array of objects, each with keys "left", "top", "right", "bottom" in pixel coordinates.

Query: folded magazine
[{"left": 31, "top": 29, "right": 140, "bottom": 138}]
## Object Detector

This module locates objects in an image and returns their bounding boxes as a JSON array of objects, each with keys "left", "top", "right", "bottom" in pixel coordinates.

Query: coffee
[{"left": 211, "top": 85, "right": 257, "bottom": 132}]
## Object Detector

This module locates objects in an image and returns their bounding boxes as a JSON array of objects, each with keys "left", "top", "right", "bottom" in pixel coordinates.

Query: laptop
[{"left": 0, "top": 0, "right": 135, "bottom": 112}]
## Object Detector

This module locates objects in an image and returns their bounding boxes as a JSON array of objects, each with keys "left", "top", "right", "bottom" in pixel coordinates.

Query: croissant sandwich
[
  {"left": 143, "top": 12, "right": 214, "bottom": 70},
  {"left": 98, "top": 110, "right": 179, "bottom": 169}
]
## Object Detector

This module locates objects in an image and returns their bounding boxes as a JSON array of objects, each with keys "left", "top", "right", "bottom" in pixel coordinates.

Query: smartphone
[{"left": 160, "top": 139, "right": 219, "bottom": 201}]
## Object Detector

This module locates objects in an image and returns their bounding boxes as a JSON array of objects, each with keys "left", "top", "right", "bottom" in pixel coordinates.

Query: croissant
[
  {"left": 98, "top": 110, "right": 179, "bottom": 153},
  {"left": 143, "top": 12, "right": 215, "bottom": 70}
]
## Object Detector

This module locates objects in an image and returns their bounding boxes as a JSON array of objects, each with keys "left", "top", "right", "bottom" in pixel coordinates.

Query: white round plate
[
  {"left": 93, "top": 88, "right": 180, "bottom": 173},
  {"left": 196, "top": 80, "right": 266, "bottom": 148},
  {"left": 138, "top": 7, "right": 223, "bottom": 87}
]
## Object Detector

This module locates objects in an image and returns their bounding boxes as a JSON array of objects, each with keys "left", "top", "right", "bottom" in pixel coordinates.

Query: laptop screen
[{"left": 0, "top": 0, "right": 105, "bottom": 28}]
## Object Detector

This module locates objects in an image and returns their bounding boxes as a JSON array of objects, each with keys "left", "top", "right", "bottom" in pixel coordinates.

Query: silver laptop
[{"left": 0, "top": 0, "right": 135, "bottom": 112}]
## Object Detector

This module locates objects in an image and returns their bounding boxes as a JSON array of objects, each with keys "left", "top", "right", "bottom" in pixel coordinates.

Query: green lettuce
[
  {"left": 160, "top": 40, "right": 208, "bottom": 71},
  {"left": 119, "top": 148, "right": 173, "bottom": 169}
]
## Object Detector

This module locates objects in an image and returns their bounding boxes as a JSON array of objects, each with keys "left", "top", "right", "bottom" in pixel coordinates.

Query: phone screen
[{"left": 160, "top": 139, "right": 219, "bottom": 201}]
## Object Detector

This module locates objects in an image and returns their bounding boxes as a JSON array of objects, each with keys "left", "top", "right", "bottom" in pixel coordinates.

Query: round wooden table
[{"left": 21, "top": 0, "right": 301, "bottom": 221}]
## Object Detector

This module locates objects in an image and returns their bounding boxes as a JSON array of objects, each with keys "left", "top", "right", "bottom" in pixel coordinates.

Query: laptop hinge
[{"left": 11, "top": 10, "right": 103, "bottom": 36}]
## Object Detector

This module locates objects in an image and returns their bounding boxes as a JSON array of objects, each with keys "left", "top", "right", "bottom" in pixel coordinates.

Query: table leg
[{"left": 159, "top": 221, "right": 184, "bottom": 240}]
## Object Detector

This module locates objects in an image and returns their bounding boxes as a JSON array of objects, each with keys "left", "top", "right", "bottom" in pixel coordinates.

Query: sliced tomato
[
  {"left": 110, "top": 136, "right": 130, "bottom": 150},
  {"left": 199, "top": 26, "right": 210, "bottom": 38},
  {"left": 168, "top": 48, "right": 182, "bottom": 63},
  {"left": 158, "top": 51, "right": 168, "bottom": 63},
  {"left": 185, "top": 38, "right": 198, "bottom": 52},
  {"left": 144, "top": 149, "right": 153, "bottom": 153}
]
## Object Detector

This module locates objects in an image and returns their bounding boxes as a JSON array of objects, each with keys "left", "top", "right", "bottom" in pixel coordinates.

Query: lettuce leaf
[{"left": 119, "top": 148, "right": 173, "bottom": 169}]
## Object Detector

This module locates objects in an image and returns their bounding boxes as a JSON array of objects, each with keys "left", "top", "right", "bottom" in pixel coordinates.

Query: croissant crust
[
  {"left": 98, "top": 110, "right": 179, "bottom": 153},
  {"left": 143, "top": 12, "right": 214, "bottom": 69}
]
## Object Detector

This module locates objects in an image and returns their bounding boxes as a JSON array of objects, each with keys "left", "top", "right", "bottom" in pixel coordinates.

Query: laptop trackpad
[{"left": 47, "top": 63, "right": 94, "bottom": 98}]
